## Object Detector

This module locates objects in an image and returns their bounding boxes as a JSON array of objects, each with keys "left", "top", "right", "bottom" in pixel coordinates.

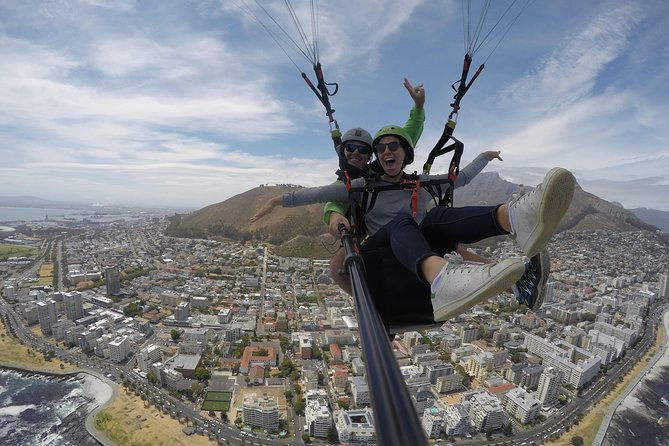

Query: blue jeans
[{"left": 360, "top": 205, "right": 508, "bottom": 283}]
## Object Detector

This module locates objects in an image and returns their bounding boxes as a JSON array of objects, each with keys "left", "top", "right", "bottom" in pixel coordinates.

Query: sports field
[{"left": 201, "top": 390, "right": 233, "bottom": 412}]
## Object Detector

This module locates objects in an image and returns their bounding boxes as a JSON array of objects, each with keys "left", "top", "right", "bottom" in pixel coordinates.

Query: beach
[
  {"left": 81, "top": 372, "right": 118, "bottom": 446},
  {"left": 599, "top": 309, "right": 669, "bottom": 446}
]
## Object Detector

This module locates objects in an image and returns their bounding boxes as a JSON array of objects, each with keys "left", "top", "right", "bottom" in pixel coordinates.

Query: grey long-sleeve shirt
[{"left": 283, "top": 152, "right": 492, "bottom": 237}]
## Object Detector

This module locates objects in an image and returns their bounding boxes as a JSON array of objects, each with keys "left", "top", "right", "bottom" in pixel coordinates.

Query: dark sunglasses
[
  {"left": 343, "top": 143, "right": 371, "bottom": 155},
  {"left": 374, "top": 141, "right": 402, "bottom": 153}
]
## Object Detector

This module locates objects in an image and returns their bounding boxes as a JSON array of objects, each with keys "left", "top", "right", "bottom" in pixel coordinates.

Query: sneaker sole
[
  {"left": 433, "top": 259, "right": 525, "bottom": 321},
  {"left": 523, "top": 168, "right": 575, "bottom": 257}
]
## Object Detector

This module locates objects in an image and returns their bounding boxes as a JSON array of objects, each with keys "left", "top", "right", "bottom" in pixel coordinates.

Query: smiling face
[
  {"left": 374, "top": 135, "right": 406, "bottom": 179},
  {"left": 343, "top": 140, "right": 372, "bottom": 170}
]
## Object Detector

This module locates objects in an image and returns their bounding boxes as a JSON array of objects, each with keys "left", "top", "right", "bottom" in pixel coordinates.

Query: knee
[{"left": 389, "top": 212, "right": 416, "bottom": 229}]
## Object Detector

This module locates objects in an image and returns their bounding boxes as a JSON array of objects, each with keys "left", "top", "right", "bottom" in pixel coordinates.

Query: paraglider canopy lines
[
  {"left": 233, "top": 0, "right": 322, "bottom": 71},
  {"left": 461, "top": 0, "right": 536, "bottom": 63}
]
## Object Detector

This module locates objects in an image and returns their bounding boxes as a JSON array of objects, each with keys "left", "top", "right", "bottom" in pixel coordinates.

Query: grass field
[
  {"left": 95, "top": 389, "right": 216, "bottom": 446},
  {"left": 201, "top": 390, "right": 233, "bottom": 412},
  {"left": 0, "top": 243, "right": 38, "bottom": 260},
  {"left": 38, "top": 262, "right": 54, "bottom": 286},
  {"left": 0, "top": 320, "right": 79, "bottom": 374}
]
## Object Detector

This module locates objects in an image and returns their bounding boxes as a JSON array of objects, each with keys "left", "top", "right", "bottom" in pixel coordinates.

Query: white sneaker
[
  {"left": 508, "top": 167, "right": 575, "bottom": 257},
  {"left": 431, "top": 254, "right": 525, "bottom": 322}
]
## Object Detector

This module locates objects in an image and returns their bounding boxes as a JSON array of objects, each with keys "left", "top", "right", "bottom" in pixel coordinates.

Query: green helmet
[{"left": 373, "top": 125, "right": 414, "bottom": 165}]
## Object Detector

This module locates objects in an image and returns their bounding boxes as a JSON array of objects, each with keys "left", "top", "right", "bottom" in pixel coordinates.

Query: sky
[{"left": 1, "top": 0, "right": 668, "bottom": 211}]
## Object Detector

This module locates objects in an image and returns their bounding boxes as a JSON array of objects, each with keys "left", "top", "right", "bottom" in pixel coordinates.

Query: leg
[{"left": 364, "top": 211, "right": 524, "bottom": 322}]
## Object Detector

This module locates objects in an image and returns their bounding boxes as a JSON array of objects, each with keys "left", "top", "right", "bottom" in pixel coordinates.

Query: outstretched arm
[
  {"left": 453, "top": 150, "right": 503, "bottom": 188},
  {"left": 250, "top": 196, "right": 282, "bottom": 223}
]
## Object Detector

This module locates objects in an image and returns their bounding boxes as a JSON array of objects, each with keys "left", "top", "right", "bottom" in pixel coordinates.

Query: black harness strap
[{"left": 301, "top": 62, "right": 341, "bottom": 149}]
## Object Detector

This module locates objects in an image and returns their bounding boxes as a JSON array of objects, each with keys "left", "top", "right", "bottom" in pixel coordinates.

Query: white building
[
  {"left": 503, "top": 387, "right": 541, "bottom": 423},
  {"left": 468, "top": 391, "right": 506, "bottom": 432},
  {"left": 36, "top": 299, "right": 58, "bottom": 335},
  {"left": 351, "top": 376, "right": 370, "bottom": 407},
  {"left": 334, "top": 408, "right": 376, "bottom": 445},
  {"left": 242, "top": 393, "right": 280, "bottom": 432},
  {"left": 443, "top": 404, "right": 471, "bottom": 437},
  {"left": 659, "top": 273, "right": 669, "bottom": 298},
  {"left": 536, "top": 367, "right": 564, "bottom": 407},
  {"left": 137, "top": 344, "right": 162, "bottom": 372},
  {"left": 63, "top": 291, "right": 84, "bottom": 321},
  {"left": 421, "top": 407, "right": 444, "bottom": 439},
  {"left": 305, "top": 390, "right": 332, "bottom": 439},
  {"left": 109, "top": 335, "right": 130, "bottom": 363},
  {"left": 524, "top": 333, "right": 601, "bottom": 389}
]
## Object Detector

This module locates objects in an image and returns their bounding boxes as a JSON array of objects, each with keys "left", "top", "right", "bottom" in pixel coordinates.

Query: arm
[
  {"left": 454, "top": 150, "right": 503, "bottom": 188},
  {"left": 250, "top": 196, "right": 282, "bottom": 223},
  {"left": 323, "top": 201, "right": 349, "bottom": 225},
  {"left": 402, "top": 78, "right": 425, "bottom": 146},
  {"left": 283, "top": 183, "right": 349, "bottom": 208}
]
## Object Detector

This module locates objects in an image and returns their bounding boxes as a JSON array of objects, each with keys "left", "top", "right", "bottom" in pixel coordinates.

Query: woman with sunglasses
[
  {"left": 264, "top": 125, "right": 574, "bottom": 326},
  {"left": 323, "top": 78, "right": 426, "bottom": 294}
]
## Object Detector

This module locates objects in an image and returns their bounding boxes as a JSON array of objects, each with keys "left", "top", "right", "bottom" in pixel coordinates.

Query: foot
[
  {"left": 431, "top": 254, "right": 525, "bottom": 321},
  {"left": 513, "top": 249, "right": 550, "bottom": 310},
  {"left": 508, "top": 167, "right": 575, "bottom": 257}
]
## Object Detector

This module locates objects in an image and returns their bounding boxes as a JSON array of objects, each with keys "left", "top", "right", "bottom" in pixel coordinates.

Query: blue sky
[{"left": 1, "top": 0, "right": 668, "bottom": 211}]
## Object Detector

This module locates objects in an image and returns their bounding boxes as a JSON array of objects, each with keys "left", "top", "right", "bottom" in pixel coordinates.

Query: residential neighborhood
[{"left": 1, "top": 214, "right": 669, "bottom": 445}]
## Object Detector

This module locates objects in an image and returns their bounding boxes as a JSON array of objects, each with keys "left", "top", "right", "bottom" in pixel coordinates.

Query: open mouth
[{"left": 381, "top": 156, "right": 397, "bottom": 170}]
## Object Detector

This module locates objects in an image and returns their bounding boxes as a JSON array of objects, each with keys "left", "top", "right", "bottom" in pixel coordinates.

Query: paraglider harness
[{"left": 333, "top": 54, "right": 480, "bottom": 330}]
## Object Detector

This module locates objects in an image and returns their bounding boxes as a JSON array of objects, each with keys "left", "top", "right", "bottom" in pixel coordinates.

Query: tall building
[
  {"left": 468, "top": 391, "right": 506, "bottom": 432},
  {"left": 544, "top": 281, "right": 556, "bottom": 304},
  {"left": 63, "top": 291, "right": 84, "bottom": 321},
  {"left": 242, "top": 393, "right": 280, "bottom": 432},
  {"left": 536, "top": 367, "right": 564, "bottom": 407},
  {"left": 174, "top": 301, "right": 190, "bottom": 321},
  {"left": 105, "top": 265, "right": 121, "bottom": 296},
  {"left": 660, "top": 273, "right": 669, "bottom": 299},
  {"left": 109, "top": 335, "right": 130, "bottom": 363},
  {"left": 36, "top": 299, "right": 58, "bottom": 335},
  {"left": 305, "top": 391, "right": 332, "bottom": 439}
]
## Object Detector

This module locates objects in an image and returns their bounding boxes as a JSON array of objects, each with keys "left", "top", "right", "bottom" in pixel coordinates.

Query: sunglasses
[
  {"left": 374, "top": 140, "right": 402, "bottom": 153},
  {"left": 344, "top": 143, "right": 371, "bottom": 155}
]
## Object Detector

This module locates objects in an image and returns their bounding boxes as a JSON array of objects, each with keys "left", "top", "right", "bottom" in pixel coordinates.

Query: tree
[
  {"left": 571, "top": 436, "right": 584, "bottom": 446},
  {"left": 503, "top": 422, "right": 514, "bottom": 436},
  {"left": 170, "top": 329, "right": 181, "bottom": 341},
  {"left": 195, "top": 367, "right": 211, "bottom": 382}
]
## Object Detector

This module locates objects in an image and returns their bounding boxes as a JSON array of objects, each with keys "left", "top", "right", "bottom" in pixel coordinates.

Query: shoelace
[
  {"left": 442, "top": 252, "right": 489, "bottom": 275},
  {"left": 515, "top": 261, "right": 539, "bottom": 303}
]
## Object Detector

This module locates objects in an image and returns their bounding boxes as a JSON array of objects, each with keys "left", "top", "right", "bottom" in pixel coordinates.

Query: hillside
[
  {"left": 166, "top": 173, "right": 658, "bottom": 258},
  {"left": 165, "top": 185, "right": 335, "bottom": 258}
]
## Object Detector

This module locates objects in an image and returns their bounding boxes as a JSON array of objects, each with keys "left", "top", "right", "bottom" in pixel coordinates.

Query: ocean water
[
  {"left": 0, "top": 369, "right": 92, "bottom": 446},
  {"left": 602, "top": 365, "right": 669, "bottom": 446},
  {"left": 0, "top": 207, "right": 90, "bottom": 223}
]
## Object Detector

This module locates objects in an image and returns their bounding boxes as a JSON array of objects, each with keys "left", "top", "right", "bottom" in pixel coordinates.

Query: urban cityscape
[{"left": 1, "top": 212, "right": 669, "bottom": 446}]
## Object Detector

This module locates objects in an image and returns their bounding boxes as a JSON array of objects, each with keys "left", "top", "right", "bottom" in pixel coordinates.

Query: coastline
[
  {"left": 592, "top": 307, "right": 669, "bottom": 446},
  {"left": 0, "top": 363, "right": 118, "bottom": 445},
  {"left": 80, "top": 371, "right": 118, "bottom": 446},
  {"left": 615, "top": 309, "right": 669, "bottom": 410}
]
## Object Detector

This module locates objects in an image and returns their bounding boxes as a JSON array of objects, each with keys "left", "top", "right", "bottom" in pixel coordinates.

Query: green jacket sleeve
[
  {"left": 403, "top": 106, "right": 425, "bottom": 147},
  {"left": 323, "top": 201, "right": 349, "bottom": 225},
  {"left": 322, "top": 179, "right": 349, "bottom": 225}
]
